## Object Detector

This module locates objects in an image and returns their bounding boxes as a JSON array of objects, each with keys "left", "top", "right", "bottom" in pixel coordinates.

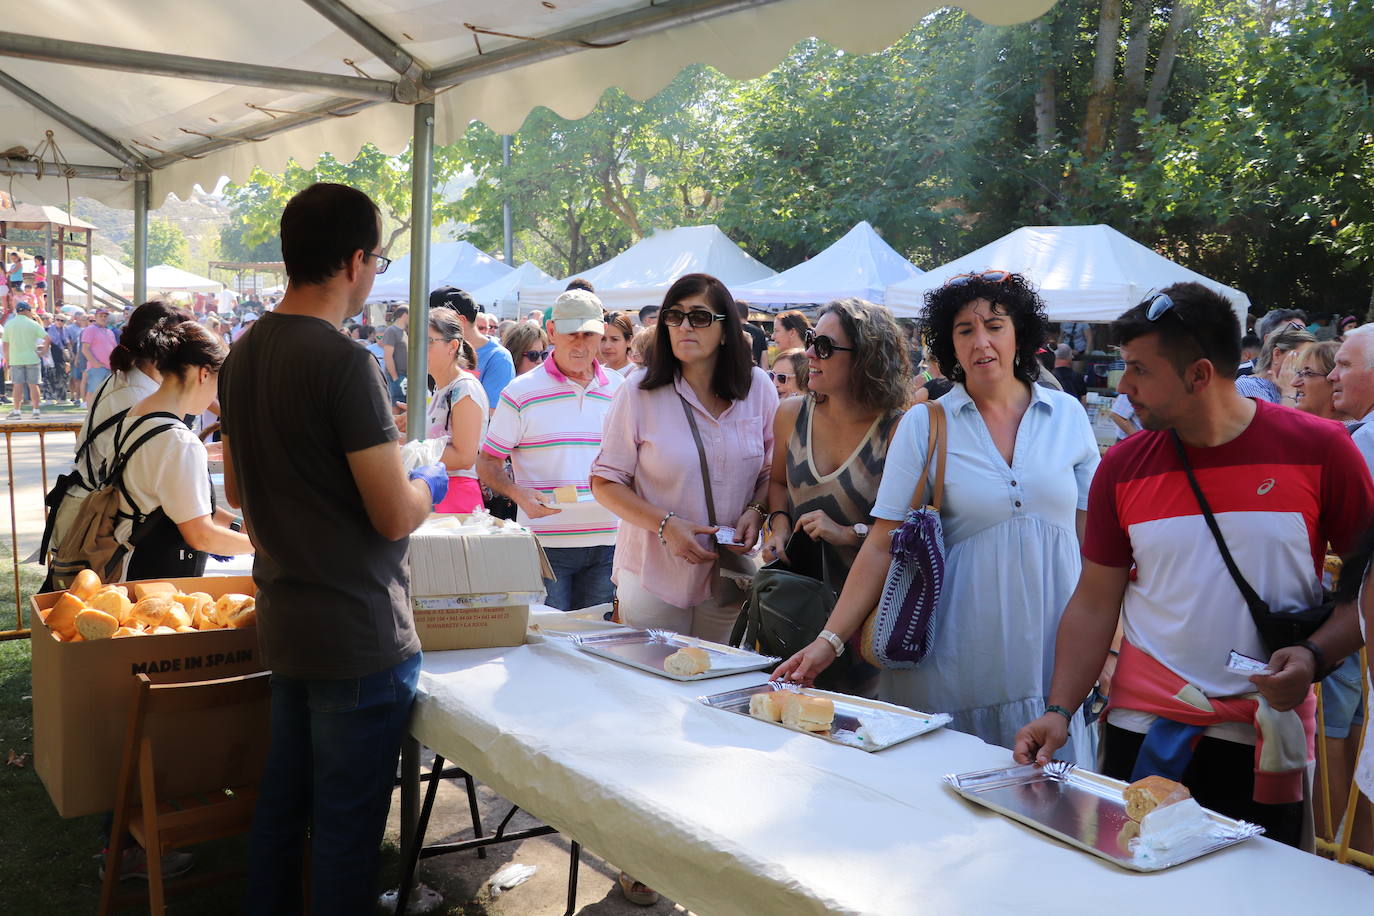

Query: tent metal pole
[
  {"left": 0, "top": 69, "right": 148, "bottom": 170},
  {"left": 146, "top": 98, "right": 376, "bottom": 169},
  {"left": 0, "top": 158, "right": 129, "bottom": 180},
  {"left": 132, "top": 174, "right": 149, "bottom": 306},
  {"left": 424, "top": 0, "right": 784, "bottom": 89},
  {"left": 502, "top": 135, "right": 513, "bottom": 265},
  {"left": 405, "top": 102, "right": 434, "bottom": 442},
  {"left": 299, "top": 0, "right": 425, "bottom": 82},
  {"left": 0, "top": 32, "right": 406, "bottom": 102}
]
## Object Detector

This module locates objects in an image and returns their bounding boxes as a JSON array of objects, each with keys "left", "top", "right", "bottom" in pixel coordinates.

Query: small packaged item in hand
[
  {"left": 1225, "top": 649, "right": 1274, "bottom": 677},
  {"left": 714, "top": 526, "right": 740, "bottom": 545}
]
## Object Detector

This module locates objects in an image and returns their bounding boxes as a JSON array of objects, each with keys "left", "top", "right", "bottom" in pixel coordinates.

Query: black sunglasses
[
  {"left": 661, "top": 308, "right": 725, "bottom": 329},
  {"left": 1146, "top": 292, "right": 1209, "bottom": 360},
  {"left": 522, "top": 350, "right": 549, "bottom": 363},
  {"left": 944, "top": 269, "right": 1011, "bottom": 288},
  {"left": 805, "top": 330, "right": 854, "bottom": 360},
  {"left": 365, "top": 252, "right": 392, "bottom": 274}
]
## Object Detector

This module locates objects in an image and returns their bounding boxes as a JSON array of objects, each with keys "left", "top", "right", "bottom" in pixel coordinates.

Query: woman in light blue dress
[{"left": 775, "top": 271, "right": 1101, "bottom": 763}]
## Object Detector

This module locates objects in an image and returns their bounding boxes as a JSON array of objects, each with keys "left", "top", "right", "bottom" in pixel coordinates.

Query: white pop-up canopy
[
  {"left": 145, "top": 263, "right": 223, "bottom": 294},
  {"left": 50, "top": 254, "right": 135, "bottom": 302},
  {"left": 884, "top": 225, "right": 1252, "bottom": 325},
  {"left": 367, "top": 240, "right": 511, "bottom": 304},
  {"left": 469, "top": 261, "right": 556, "bottom": 319},
  {"left": 521, "top": 224, "right": 775, "bottom": 311},
  {"left": 734, "top": 220, "right": 922, "bottom": 306}
]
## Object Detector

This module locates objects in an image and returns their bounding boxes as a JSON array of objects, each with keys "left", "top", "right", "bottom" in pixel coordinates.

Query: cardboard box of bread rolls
[
  {"left": 408, "top": 515, "right": 552, "bottom": 650},
  {"left": 30, "top": 575, "right": 264, "bottom": 818}
]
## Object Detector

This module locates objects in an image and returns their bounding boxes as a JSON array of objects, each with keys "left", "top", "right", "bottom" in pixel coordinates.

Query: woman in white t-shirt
[
  {"left": 113, "top": 320, "right": 252, "bottom": 580},
  {"left": 43, "top": 302, "right": 196, "bottom": 582},
  {"left": 425, "top": 309, "right": 488, "bottom": 513},
  {"left": 599, "top": 311, "right": 635, "bottom": 375}
]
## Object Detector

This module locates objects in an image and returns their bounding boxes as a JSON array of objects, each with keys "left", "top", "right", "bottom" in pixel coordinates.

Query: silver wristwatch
[
  {"left": 852, "top": 522, "right": 869, "bottom": 538},
  {"left": 819, "top": 629, "right": 845, "bottom": 657}
]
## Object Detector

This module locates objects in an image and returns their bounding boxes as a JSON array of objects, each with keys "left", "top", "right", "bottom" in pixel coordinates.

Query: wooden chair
[{"left": 99, "top": 670, "right": 272, "bottom": 915}]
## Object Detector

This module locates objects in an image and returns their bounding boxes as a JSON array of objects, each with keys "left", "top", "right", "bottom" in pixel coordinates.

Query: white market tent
[
  {"left": 366, "top": 240, "right": 511, "bottom": 303},
  {"left": 145, "top": 263, "right": 224, "bottom": 294},
  {"left": 50, "top": 254, "right": 136, "bottom": 303},
  {"left": 734, "top": 220, "right": 922, "bottom": 307},
  {"left": 521, "top": 224, "right": 776, "bottom": 311},
  {"left": 884, "top": 225, "right": 1252, "bottom": 326},
  {"left": 469, "top": 261, "right": 556, "bottom": 318}
]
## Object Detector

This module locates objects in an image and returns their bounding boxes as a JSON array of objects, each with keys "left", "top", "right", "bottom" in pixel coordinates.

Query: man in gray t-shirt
[
  {"left": 380, "top": 306, "right": 409, "bottom": 403},
  {"left": 221, "top": 183, "right": 447, "bottom": 913}
]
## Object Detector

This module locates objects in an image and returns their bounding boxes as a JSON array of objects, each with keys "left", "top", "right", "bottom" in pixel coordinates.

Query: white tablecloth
[{"left": 412, "top": 633, "right": 1372, "bottom": 915}]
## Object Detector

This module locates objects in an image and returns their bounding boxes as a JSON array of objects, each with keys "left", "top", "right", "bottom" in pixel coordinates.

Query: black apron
[{"left": 112, "top": 412, "right": 211, "bottom": 581}]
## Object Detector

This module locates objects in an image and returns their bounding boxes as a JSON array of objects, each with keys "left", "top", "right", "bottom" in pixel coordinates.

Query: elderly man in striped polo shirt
[{"left": 478, "top": 289, "right": 625, "bottom": 610}]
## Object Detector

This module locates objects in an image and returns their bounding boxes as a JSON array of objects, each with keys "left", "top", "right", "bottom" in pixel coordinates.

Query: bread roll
[
  {"left": 74, "top": 608, "right": 119, "bottom": 640},
  {"left": 175, "top": 626, "right": 198, "bottom": 634},
  {"left": 213, "top": 593, "right": 253, "bottom": 627},
  {"left": 111, "top": 627, "right": 143, "bottom": 638},
  {"left": 553, "top": 485, "right": 579, "bottom": 503},
  {"left": 663, "top": 646, "right": 711, "bottom": 676},
  {"left": 225, "top": 598, "right": 257, "bottom": 629},
  {"left": 191, "top": 599, "right": 222, "bottom": 630},
  {"left": 151, "top": 625, "right": 178, "bottom": 636},
  {"left": 89, "top": 588, "right": 135, "bottom": 625},
  {"left": 132, "top": 596, "right": 176, "bottom": 628},
  {"left": 132, "top": 581, "right": 177, "bottom": 601},
  {"left": 748, "top": 692, "right": 785, "bottom": 722},
  {"left": 782, "top": 695, "right": 835, "bottom": 733},
  {"left": 1124, "top": 775, "right": 1191, "bottom": 822},
  {"left": 175, "top": 591, "right": 213, "bottom": 622},
  {"left": 71, "top": 568, "right": 102, "bottom": 599},
  {"left": 46, "top": 592, "right": 87, "bottom": 640},
  {"left": 161, "top": 605, "right": 192, "bottom": 629}
]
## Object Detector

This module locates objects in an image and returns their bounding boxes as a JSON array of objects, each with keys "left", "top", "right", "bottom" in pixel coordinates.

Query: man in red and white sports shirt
[{"left": 1015, "top": 282, "right": 1372, "bottom": 847}]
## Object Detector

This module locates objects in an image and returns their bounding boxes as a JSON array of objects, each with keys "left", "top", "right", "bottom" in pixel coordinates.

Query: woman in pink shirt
[{"left": 592, "top": 273, "right": 778, "bottom": 643}]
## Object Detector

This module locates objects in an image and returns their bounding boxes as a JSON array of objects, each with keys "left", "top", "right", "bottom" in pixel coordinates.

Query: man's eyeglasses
[
  {"left": 944, "top": 269, "right": 1011, "bottom": 288},
  {"left": 365, "top": 252, "right": 392, "bottom": 274},
  {"left": 1146, "top": 292, "right": 1209, "bottom": 361},
  {"left": 769, "top": 371, "right": 792, "bottom": 384},
  {"left": 805, "top": 330, "right": 854, "bottom": 360},
  {"left": 661, "top": 308, "right": 725, "bottom": 329},
  {"left": 522, "top": 350, "right": 549, "bottom": 363}
]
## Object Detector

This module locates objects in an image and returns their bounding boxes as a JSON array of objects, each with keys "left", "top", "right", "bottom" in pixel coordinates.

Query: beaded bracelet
[{"left": 657, "top": 511, "right": 676, "bottom": 545}]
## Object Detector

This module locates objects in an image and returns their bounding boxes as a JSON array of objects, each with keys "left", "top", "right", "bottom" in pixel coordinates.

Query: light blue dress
[{"left": 872, "top": 382, "right": 1100, "bottom": 763}]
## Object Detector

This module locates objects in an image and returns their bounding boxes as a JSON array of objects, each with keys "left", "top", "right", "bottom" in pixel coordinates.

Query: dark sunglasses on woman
[
  {"left": 522, "top": 350, "right": 549, "bottom": 363},
  {"left": 661, "top": 308, "right": 725, "bottom": 328},
  {"left": 804, "top": 330, "right": 855, "bottom": 360}
]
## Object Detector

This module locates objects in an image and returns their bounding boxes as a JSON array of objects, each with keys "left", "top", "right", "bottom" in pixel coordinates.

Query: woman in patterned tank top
[{"left": 762, "top": 300, "right": 911, "bottom": 587}]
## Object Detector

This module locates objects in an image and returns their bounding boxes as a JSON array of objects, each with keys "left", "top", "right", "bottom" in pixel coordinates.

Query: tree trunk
[
  {"left": 1113, "top": 0, "right": 1155, "bottom": 158},
  {"left": 1033, "top": 19, "right": 1058, "bottom": 154},
  {"left": 1145, "top": 2, "right": 1192, "bottom": 118},
  {"left": 1080, "top": 0, "right": 1124, "bottom": 162}
]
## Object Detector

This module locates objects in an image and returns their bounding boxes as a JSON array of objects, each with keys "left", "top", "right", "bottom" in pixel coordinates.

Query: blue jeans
[
  {"left": 388, "top": 375, "right": 406, "bottom": 406},
  {"left": 244, "top": 652, "right": 421, "bottom": 916},
  {"left": 542, "top": 544, "right": 615, "bottom": 611}
]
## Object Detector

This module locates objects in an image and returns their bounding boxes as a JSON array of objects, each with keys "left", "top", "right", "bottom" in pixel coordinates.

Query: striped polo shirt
[{"left": 482, "top": 357, "right": 624, "bottom": 547}]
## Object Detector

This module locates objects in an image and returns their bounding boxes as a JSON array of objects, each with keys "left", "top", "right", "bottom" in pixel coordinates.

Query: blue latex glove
[
  {"left": 208, "top": 554, "right": 234, "bottom": 562},
  {"left": 409, "top": 462, "right": 449, "bottom": 507}
]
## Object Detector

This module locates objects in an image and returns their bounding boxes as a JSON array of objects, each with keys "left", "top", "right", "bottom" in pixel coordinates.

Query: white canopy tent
[
  {"left": 521, "top": 224, "right": 776, "bottom": 311},
  {"left": 884, "top": 225, "right": 1252, "bottom": 326},
  {"left": 734, "top": 220, "right": 921, "bottom": 306},
  {"left": 49, "top": 254, "right": 136, "bottom": 303},
  {"left": 145, "top": 263, "right": 224, "bottom": 294},
  {"left": 366, "top": 240, "right": 511, "bottom": 303},
  {"left": 469, "top": 261, "right": 556, "bottom": 319}
]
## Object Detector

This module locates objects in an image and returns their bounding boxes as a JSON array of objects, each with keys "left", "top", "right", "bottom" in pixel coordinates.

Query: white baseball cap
[{"left": 552, "top": 289, "right": 605, "bottom": 335}]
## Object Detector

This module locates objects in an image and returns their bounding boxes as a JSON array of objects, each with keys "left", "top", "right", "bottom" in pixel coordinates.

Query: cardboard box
[
  {"left": 30, "top": 575, "right": 265, "bottom": 818},
  {"left": 408, "top": 518, "right": 551, "bottom": 651}
]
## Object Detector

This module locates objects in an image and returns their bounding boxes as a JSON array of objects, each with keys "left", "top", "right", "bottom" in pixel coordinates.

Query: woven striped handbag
[{"left": 859, "top": 402, "right": 947, "bottom": 669}]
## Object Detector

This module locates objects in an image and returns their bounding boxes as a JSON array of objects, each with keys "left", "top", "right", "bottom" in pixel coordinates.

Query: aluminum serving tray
[
  {"left": 943, "top": 762, "right": 1264, "bottom": 872},
  {"left": 699, "top": 682, "right": 951, "bottom": 752},
  {"left": 572, "top": 629, "right": 777, "bottom": 680}
]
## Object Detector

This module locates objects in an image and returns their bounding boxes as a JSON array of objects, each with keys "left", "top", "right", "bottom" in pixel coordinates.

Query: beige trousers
[{"left": 616, "top": 568, "right": 744, "bottom": 644}]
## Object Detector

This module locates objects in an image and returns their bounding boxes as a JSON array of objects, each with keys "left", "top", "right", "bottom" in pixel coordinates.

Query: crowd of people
[{"left": 35, "top": 181, "right": 1374, "bottom": 909}]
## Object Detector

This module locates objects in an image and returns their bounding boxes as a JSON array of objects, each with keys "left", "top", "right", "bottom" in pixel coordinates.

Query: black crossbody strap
[
  {"left": 678, "top": 393, "right": 717, "bottom": 527},
  {"left": 76, "top": 375, "right": 126, "bottom": 486},
  {"left": 109, "top": 412, "right": 187, "bottom": 516},
  {"left": 1170, "top": 430, "right": 1272, "bottom": 623}
]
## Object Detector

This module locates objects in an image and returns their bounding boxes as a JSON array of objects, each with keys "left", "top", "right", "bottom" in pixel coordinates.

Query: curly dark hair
[{"left": 920, "top": 272, "right": 1047, "bottom": 386}]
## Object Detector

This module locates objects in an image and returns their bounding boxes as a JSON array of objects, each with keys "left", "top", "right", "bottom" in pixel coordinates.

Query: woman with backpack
[
  {"left": 109, "top": 319, "right": 251, "bottom": 579},
  {"left": 43, "top": 301, "right": 195, "bottom": 582},
  {"left": 425, "top": 307, "right": 487, "bottom": 512}
]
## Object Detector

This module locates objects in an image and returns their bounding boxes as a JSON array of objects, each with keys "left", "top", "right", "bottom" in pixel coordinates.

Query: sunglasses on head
[
  {"left": 1146, "top": 292, "right": 1211, "bottom": 361},
  {"left": 661, "top": 308, "right": 725, "bottom": 328},
  {"left": 944, "top": 269, "right": 1011, "bottom": 289},
  {"left": 804, "top": 330, "right": 854, "bottom": 360}
]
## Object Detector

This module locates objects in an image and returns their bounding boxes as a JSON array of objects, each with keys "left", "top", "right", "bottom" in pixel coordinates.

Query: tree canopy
[{"left": 220, "top": 0, "right": 1373, "bottom": 315}]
